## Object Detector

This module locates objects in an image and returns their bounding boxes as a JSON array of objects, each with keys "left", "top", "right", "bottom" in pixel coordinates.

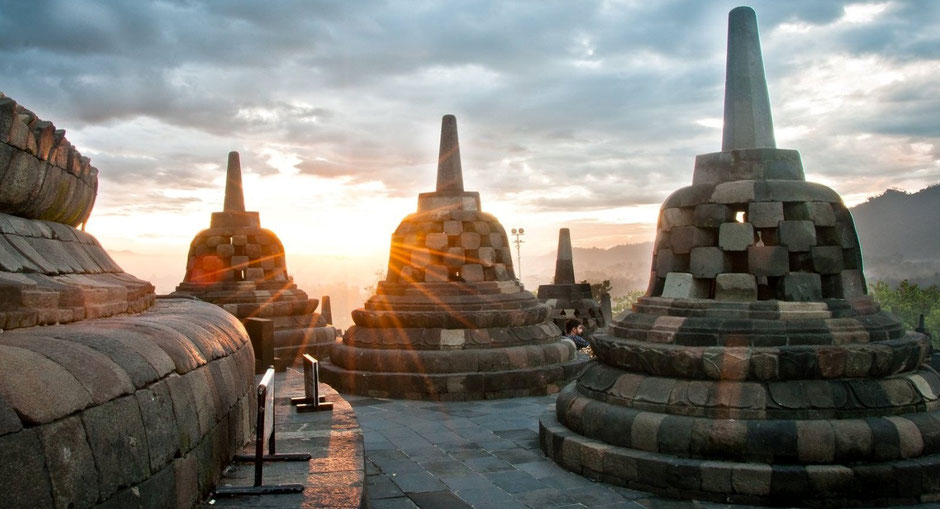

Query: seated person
[{"left": 564, "top": 318, "right": 590, "bottom": 350}]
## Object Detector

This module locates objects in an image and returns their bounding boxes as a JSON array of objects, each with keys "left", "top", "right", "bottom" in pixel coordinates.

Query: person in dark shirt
[{"left": 564, "top": 318, "right": 590, "bottom": 350}]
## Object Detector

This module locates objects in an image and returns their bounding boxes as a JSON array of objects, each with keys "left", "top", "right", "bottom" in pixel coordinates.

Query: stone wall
[
  {"left": 0, "top": 299, "right": 255, "bottom": 508},
  {"left": 0, "top": 94, "right": 98, "bottom": 226}
]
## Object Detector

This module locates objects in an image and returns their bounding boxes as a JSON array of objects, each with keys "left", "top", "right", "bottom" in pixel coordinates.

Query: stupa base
[
  {"left": 320, "top": 354, "right": 590, "bottom": 401},
  {"left": 540, "top": 381, "right": 940, "bottom": 507}
]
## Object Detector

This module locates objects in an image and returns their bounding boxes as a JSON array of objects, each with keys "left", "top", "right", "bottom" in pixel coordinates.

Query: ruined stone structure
[
  {"left": 540, "top": 8, "right": 940, "bottom": 507},
  {"left": 321, "top": 115, "right": 588, "bottom": 400},
  {"left": 0, "top": 94, "right": 254, "bottom": 508},
  {"left": 537, "top": 228, "right": 605, "bottom": 335},
  {"left": 172, "top": 152, "right": 338, "bottom": 364}
]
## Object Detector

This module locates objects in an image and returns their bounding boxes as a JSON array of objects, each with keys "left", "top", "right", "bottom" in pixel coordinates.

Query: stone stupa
[
  {"left": 537, "top": 228, "right": 605, "bottom": 335},
  {"left": 0, "top": 94, "right": 254, "bottom": 507},
  {"left": 540, "top": 7, "right": 940, "bottom": 507},
  {"left": 172, "top": 152, "right": 338, "bottom": 364},
  {"left": 320, "top": 115, "right": 588, "bottom": 400}
]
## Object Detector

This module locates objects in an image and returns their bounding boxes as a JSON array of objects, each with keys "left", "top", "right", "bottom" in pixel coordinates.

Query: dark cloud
[{"left": 0, "top": 0, "right": 937, "bottom": 219}]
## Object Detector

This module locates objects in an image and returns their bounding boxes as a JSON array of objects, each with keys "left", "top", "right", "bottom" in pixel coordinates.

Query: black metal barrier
[
  {"left": 290, "top": 354, "right": 334, "bottom": 412},
  {"left": 214, "top": 367, "right": 311, "bottom": 496}
]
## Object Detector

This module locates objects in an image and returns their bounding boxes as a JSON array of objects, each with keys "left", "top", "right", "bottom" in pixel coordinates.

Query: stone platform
[
  {"left": 202, "top": 369, "right": 366, "bottom": 509},
  {"left": 321, "top": 115, "right": 588, "bottom": 400},
  {"left": 172, "top": 152, "right": 338, "bottom": 365},
  {"left": 539, "top": 7, "right": 936, "bottom": 507}
]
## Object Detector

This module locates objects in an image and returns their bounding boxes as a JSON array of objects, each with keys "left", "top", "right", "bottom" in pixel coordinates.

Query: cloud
[{"left": 0, "top": 0, "right": 937, "bottom": 233}]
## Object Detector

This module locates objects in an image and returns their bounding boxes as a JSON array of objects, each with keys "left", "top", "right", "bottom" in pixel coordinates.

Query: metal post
[{"left": 510, "top": 227, "right": 525, "bottom": 280}]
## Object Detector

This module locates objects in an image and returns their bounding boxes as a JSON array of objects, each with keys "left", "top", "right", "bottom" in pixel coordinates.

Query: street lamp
[{"left": 510, "top": 227, "right": 525, "bottom": 280}]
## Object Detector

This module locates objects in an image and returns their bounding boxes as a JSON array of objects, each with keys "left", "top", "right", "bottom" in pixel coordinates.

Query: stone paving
[
  {"left": 355, "top": 393, "right": 741, "bottom": 509},
  {"left": 354, "top": 393, "right": 932, "bottom": 509}
]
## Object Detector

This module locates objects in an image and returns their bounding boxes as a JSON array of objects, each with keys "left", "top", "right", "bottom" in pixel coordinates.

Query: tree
[
  {"left": 870, "top": 280, "right": 940, "bottom": 347},
  {"left": 612, "top": 289, "right": 644, "bottom": 315}
]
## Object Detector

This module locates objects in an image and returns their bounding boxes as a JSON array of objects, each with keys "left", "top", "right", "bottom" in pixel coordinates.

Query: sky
[{"left": 1, "top": 0, "right": 939, "bottom": 301}]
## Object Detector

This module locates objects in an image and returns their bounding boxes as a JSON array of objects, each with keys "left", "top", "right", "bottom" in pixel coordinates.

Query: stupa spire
[
  {"left": 721, "top": 6, "right": 776, "bottom": 151},
  {"left": 223, "top": 151, "right": 246, "bottom": 212},
  {"left": 436, "top": 115, "right": 464, "bottom": 193},
  {"left": 553, "top": 228, "right": 576, "bottom": 285}
]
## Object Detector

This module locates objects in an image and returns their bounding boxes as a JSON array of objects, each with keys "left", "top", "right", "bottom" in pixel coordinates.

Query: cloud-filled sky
[{"left": 1, "top": 0, "right": 939, "bottom": 293}]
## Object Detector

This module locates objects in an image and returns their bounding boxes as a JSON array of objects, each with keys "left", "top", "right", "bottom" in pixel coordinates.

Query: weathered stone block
[
  {"left": 694, "top": 203, "right": 734, "bottom": 227},
  {"left": 137, "top": 381, "right": 181, "bottom": 473},
  {"left": 443, "top": 220, "right": 462, "bottom": 235},
  {"left": 789, "top": 201, "right": 836, "bottom": 226},
  {"left": 661, "top": 208, "right": 694, "bottom": 231},
  {"left": 460, "top": 232, "right": 481, "bottom": 249},
  {"left": 476, "top": 247, "right": 496, "bottom": 267},
  {"left": 38, "top": 416, "right": 98, "bottom": 509},
  {"left": 410, "top": 248, "right": 432, "bottom": 267},
  {"left": 0, "top": 429, "right": 54, "bottom": 508},
  {"left": 778, "top": 220, "right": 816, "bottom": 252},
  {"left": 811, "top": 246, "right": 844, "bottom": 274},
  {"left": 747, "top": 246, "right": 789, "bottom": 277},
  {"left": 715, "top": 273, "right": 757, "bottom": 301},
  {"left": 655, "top": 249, "right": 686, "bottom": 275},
  {"left": 82, "top": 395, "right": 151, "bottom": 500},
  {"left": 839, "top": 270, "right": 866, "bottom": 298},
  {"left": 0, "top": 345, "right": 93, "bottom": 425},
  {"left": 461, "top": 264, "right": 485, "bottom": 282},
  {"left": 443, "top": 247, "right": 465, "bottom": 268},
  {"left": 747, "top": 202, "right": 784, "bottom": 228},
  {"left": 425, "top": 264, "right": 449, "bottom": 282},
  {"left": 230, "top": 255, "right": 249, "bottom": 268},
  {"left": 662, "top": 273, "right": 709, "bottom": 299},
  {"left": 718, "top": 223, "right": 755, "bottom": 251},
  {"left": 670, "top": 226, "right": 716, "bottom": 254},
  {"left": 690, "top": 247, "right": 730, "bottom": 278},
  {"left": 425, "top": 232, "right": 448, "bottom": 251},
  {"left": 244, "top": 267, "right": 265, "bottom": 280},
  {"left": 732, "top": 463, "right": 772, "bottom": 495},
  {"left": 215, "top": 243, "right": 235, "bottom": 257},
  {"left": 779, "top": 272, "right": 822, "bottom": 301}
]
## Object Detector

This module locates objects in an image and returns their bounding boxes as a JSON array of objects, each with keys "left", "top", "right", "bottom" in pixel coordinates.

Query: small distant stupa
[
  {"left": 537, "top": 228, "right": 605, "bottom": 334},
  {"left": 173, "top": 152, "right": 337, "bottom": 364},
  {"left": 320, "top": 115, "right": 589, "bottom": 400},
  {"left": 540, "top": 7, "right": 938, "bottom": 507}
]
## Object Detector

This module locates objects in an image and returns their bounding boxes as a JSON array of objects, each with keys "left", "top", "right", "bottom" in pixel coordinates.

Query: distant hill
[{"left": 850, "top": 184, "right": 940, "bottom": 287}]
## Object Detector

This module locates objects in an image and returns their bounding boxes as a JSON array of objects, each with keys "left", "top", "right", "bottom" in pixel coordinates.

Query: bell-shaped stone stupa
[
  {"left": 540, "top": 7, "right": 939, "bottom": 507},
  {"left": 320, "top": 115, "right": 588, "bottom": 400},
  {"left": 537, "top": 228, "right": 605, "bottom": 335},
  {"left": 173, "top": 152, "right": 337, "bottom": 364},
  {"left": 0, "top": 94, "right": 254, "bottom": 507}
]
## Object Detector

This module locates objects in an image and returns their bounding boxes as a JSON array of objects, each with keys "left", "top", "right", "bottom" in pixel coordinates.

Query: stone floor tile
[
  {"left": 367, "top": 474, "right": 406, "bottom": 500},
  {"left": 408, "top": 490, "right": 473, "bottom": 509},
  {"left": 492, "top": 448, "right": 547, "bottom": 465},
  {"left": 485, "top": 469, "right": 548, "bottom": 493},
  {"left": 564, "top": 485, "right": 628, "bottom": 506},
  {"left": 516, "top": 459, "right": 564, "bottom": 479},
  {"left": 389, "top": 471, "right": 448, "bottom": 494},
  {"left": 512, "top": 487, "right": 576, "bottom": 508},
  {"left": 463, "top": 455, "right": 516, "bottom": 473},
  {"left": 369, "top": 496, "right": 420, "bottom": 509},
  {"left": 455, "top": 486, "right": 516, "bottom": 506}
]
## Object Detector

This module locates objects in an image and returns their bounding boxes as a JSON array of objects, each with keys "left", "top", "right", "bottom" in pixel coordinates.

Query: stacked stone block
[
  {"left": 540, "top": 8, "right": 938, "bottom": 507},
  {"left": 0, "top": 93, "right": 98, "bottom": 227},
  {"left": 0, "top": 96, "right": 254, "bottom": 508},
  {"left": 537, "top": 228, "right": 605, "bottom": 335},
  {"left": 173, "top": 152, "right": 338, "bottom": 363},
  {"left": 321, "top": 115, "right": 588, "bottom": 400}
]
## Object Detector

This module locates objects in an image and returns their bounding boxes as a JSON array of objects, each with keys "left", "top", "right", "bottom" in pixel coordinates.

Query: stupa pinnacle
[
  {"left": 540, "top": 7, "right": 937, "bottom": 507},
  {"left": 320, "top": 115, "right": 588, "bottom": 400},
  {"left": 722, "top": 6, "right": 775, "bottom": 151},
  {"left": 537, "top": 228, "right": 605, "bottom": 335}
]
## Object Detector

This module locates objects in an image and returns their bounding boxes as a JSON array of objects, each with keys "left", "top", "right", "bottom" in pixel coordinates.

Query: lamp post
[{"left": 510, "top": 227, "right": 525, "bottom": 280}]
